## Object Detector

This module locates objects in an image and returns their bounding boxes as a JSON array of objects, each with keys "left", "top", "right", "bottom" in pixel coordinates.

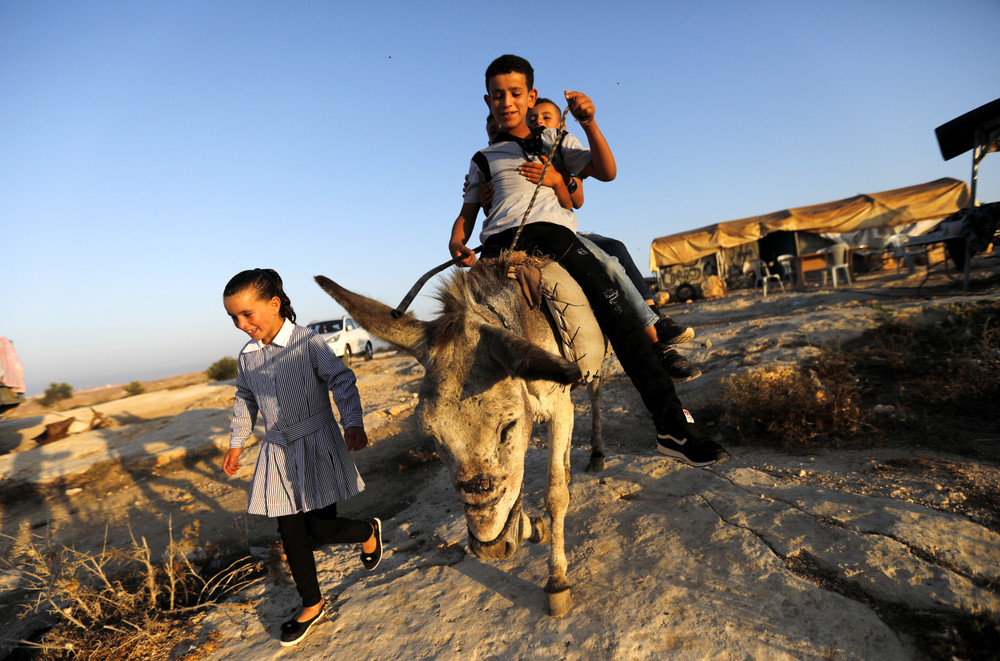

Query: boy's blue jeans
[
  {"left": 483, "top": 222, "right": 686, "bottom": 435},
  {"left": 577, "top": 232, "right": 658, "bottom": 330}
]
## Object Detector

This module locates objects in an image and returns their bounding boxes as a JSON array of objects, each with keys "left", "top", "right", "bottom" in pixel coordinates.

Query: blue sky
[{"left": 2, "top": 0, "right": 998, "bottom": 395}]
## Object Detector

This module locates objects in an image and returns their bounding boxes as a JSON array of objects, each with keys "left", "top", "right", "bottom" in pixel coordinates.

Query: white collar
[{"left": 242, "top": 318, "right": 295, "bottom": 353}]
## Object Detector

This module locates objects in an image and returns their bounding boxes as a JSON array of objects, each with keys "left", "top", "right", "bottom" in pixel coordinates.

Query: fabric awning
[{"left": 650, "top": 178, "right": 970, "bottom": 269}]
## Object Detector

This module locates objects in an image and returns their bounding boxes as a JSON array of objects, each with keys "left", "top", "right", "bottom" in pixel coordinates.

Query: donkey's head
[{"left": 316, "top": 262, "right": 579, "bottom": 556}]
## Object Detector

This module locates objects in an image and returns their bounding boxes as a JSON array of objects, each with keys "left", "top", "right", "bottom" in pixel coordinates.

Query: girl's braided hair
[{"left": 223, "top": 268, "right": 297, "bottom": 323}]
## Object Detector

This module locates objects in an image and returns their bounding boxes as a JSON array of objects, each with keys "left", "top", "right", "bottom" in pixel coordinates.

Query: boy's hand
[
  {"left": 565, "top": 90, "right": 595, "bottom": 125},
  {"left": 344, "top": 426, "right": 368, "bottom": 451},
  {"left": 479, "top": 182, "right": 494, "bottom": 211},
  {"left": 518, "top": 155, "right": 561, "bottom": 188},
  {"left": 450, "top": 241, "right": 477, "bottom": 267},
  {"left": 223, "top": 447, "right": 243, "bottom": 476},
  {"left": 464, "top": 175, "right": 493, "bottom": 210}
]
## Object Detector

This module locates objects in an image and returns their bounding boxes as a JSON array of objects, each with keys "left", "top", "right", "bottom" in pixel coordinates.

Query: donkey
[{"left": 315, "top": 256, "right": 606, "bottom": 616}]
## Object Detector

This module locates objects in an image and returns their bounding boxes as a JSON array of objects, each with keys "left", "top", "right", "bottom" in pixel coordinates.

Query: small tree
[
  {"left": 41, "top": 382, "right": 73, "bottom": 407},
  {"left": 123, "top": 381, "right": 145, "bottom": 397},
  {"left": 206, "top": 356, "right": 238, "bottom": 381}
]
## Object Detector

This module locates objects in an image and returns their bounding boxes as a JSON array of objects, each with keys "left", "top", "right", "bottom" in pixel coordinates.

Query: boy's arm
[
  {"left": 517, "top": 155, "right": 574, "bottom": 210},
  {"left": 566, "top": 175, "right": 584, "bottom": 208},
  {"left": 565, "top": 90, "right": 617, "bottom": 182},
  {"left": 449, "top": 202, "right": 480, "bottom": 266}
]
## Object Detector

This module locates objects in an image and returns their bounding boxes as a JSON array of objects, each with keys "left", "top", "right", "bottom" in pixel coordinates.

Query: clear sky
[{"left": 3, "top": 0, "right": 998, "bottom": 395}]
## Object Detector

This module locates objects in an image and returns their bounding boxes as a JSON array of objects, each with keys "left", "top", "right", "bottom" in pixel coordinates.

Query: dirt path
[{"left": 2, "top": 260, "right": 998, "bottom": 659}]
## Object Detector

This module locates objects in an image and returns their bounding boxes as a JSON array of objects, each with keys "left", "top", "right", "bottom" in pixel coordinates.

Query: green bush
[
  {"left": 41, "top": 382, "right": 73, "bottom": 407},
  {"left": 123, "top": 381, "right": 145, "bottom": 397},
  {"left": 206, "top": 356, "right": 238, "bottom": 381}
]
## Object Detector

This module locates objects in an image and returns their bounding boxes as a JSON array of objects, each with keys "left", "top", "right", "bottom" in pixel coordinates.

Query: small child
[
  {"left": 451, "top": 54, "right": 727, "bottom": 466},
  {"left": 525, "top": 97, "right": 701, "bottom": 381},
  {"left": 221, "top": 268, "right": 382, "bottom": 647}
]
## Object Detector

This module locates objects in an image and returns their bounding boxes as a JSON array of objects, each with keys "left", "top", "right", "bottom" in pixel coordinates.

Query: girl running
[{"left": 221, "top": 268, "right": 382, "bottom": 647}]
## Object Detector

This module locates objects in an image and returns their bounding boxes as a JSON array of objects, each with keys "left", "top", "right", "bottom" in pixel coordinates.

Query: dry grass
[
  {"left": 2, "top": 519, "right": 264, "bottom": 660},
  {"left": 722, "top": 300, "right": 1000, "bottom": 452}
]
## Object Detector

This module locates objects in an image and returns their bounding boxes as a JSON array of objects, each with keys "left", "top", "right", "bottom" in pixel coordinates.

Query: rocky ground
[{"left": 1, "top": 258, "right": 998, "bottom": 660}]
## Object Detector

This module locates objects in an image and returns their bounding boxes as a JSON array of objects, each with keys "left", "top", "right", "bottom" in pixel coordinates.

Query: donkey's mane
[{"left": 427, "top": 253, "right": 549, "bottom": 346}]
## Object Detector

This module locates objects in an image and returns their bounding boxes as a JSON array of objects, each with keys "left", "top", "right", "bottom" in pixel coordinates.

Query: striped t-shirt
[
  {"left": 463, "top": 127, "right": 591, "bottom": 242},
  {"left": 229, "top": 318, "right": 366, "bottom": 517}
]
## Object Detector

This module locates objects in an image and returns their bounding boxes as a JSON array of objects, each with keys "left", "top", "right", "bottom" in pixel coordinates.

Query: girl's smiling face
[{"left": 223, "top": 290, "right": 284, "bottom": 344}]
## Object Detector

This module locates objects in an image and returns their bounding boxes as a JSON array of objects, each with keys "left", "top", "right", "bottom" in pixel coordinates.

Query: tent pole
[{"left": 970, "top": 135, "right": 980, "bottom": 207}]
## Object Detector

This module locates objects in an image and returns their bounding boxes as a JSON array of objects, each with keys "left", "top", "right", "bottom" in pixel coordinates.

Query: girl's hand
[
  {"left": 223, "top": 447, "right": 243, "bottom": 476},
  {"left": 518, "top": 156, "right": 561, "bottom": 188},
  {"left": 344, "top": 426, "right": 368, "bottom": 451}
]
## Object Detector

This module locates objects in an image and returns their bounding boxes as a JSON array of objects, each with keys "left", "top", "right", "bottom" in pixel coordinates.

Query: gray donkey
[{"left": 315, "top": 256, "right": 606, "bottom": 616}]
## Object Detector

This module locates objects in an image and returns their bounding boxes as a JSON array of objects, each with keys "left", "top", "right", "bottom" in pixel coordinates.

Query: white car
[{"left": 306, "top": 316, "right": 373, "bottom": 366}]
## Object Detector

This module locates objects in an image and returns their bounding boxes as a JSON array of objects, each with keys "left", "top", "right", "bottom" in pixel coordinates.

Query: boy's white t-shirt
[{"left": 463, "top": 128, "right": 591, "bottom": 242}]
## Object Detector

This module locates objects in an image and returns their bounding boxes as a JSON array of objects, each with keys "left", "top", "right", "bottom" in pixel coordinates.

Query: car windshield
[{"left": 308, "top": 320, "right": 343, "bottom": 334}]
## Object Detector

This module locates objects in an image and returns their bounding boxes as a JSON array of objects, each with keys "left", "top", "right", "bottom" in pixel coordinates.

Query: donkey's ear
[
  {"left": 480, "top": 325, "right": 581, "bottom": 385},
  {"left": 314, "top": 276, "right": 429, "bottom": 364}
]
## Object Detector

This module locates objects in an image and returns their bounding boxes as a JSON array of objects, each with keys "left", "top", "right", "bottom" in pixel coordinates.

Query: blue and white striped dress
[{"left": 229, "top": 319, "right": 366, "bottom": 517}]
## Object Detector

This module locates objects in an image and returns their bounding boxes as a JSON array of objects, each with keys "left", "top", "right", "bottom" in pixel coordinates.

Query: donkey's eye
[{"left": 499, "top": 419, "right": 517, "bottom": 445}]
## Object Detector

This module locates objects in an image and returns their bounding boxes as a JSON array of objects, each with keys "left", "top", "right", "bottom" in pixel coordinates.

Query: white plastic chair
[
  {"left": 776, "top": 254, "right": 795, "bottom": 286},
  {"left": 823, "top": 244, "right": 851, "bottom": 287},
  {"left": 748, "top": 258, "right": 784, "bottom": 296}
]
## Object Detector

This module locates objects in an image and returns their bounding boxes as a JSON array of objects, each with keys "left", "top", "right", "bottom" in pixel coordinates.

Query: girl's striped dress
[{"left": 229, "top": 319, "right": 365, "bottom": 517}]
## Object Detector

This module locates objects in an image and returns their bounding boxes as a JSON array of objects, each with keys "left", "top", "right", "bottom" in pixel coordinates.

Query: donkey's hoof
[
  {"left": 528, "top": 516, "right": 549, "bottom": 545},
  {"left": 586, "top": 453, "right": 606, "bottom": 472},
  {"left": 545, "top": 587, "right": 572, "bottom": 616}
]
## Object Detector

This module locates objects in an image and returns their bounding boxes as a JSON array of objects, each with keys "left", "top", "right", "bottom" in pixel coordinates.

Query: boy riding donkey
[{"left": 449, "top": 54, "right": 727, "bottom": 466}]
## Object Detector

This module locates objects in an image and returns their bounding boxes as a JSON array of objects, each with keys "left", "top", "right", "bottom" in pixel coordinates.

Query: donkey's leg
[
  {"left": 586, "top": 376, "right": 605, "bottom": 472},
  {"left": 544, "top": 395, "right": 574, "bottom": 616}
]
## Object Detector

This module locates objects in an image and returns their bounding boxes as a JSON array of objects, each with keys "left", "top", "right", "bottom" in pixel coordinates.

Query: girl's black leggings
[{"left": 276, "top": 502, "right": 372, "bottom": 607}]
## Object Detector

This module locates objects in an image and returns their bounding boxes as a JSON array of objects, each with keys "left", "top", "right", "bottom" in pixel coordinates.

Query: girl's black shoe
[
  {"left": 280, "top": 603, "right": 325, "bottom": 647},
  {"left": 361, "top": 517, "right": 383, "bottom": 570}
]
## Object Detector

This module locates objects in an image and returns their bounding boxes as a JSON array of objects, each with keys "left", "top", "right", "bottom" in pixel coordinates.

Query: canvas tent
[{"left": 648, "top": 178, "right": 970, "bottom": 293}]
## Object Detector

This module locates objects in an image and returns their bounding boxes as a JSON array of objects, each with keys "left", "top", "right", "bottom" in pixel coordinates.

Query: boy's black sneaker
[
  {"left": 656, "top": 411, "right": 728, "bottom": 466},
  {"left": 653, "top": 343, "right": 702, "bottom": 383},
  {"left": 651, "top": 310, "right": 694, "bottom": 345},
  {"left": 656, "top": 430, "right": 728, "bottom": 466}
]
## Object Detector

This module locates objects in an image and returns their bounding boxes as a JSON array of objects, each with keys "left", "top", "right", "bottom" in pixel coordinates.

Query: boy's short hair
[
  {"left": 485, "top": 54, "right": 534, "bottom": 91},
  {"left": 533, "top": 97, "right": 561, "bottom": 113}
]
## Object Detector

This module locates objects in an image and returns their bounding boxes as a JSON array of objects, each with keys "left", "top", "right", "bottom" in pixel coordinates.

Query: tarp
[
  {"left": 0, "top": 337, "right": 25, "bottom": 393},
  {"left": 650, "top": 178, "right": 970, "bottom": 269}
]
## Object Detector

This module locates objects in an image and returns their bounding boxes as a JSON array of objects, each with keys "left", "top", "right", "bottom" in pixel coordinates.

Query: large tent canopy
[{"left": 650, "top": 178, "right": 970, "bottom": 269}]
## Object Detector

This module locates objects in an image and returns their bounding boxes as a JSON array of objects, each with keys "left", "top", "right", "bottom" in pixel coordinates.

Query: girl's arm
[
  {"left": 310, "top": 334, "right": 364, "bottom": 430},
  {"left": 228, "top": 365, "right": 258, "bottom": 447},
  {"left": 223, "top": 364, "right": 257, "bottom": 474}
]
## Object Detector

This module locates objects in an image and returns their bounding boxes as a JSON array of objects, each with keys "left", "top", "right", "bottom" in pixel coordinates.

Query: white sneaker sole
[
  {"left": 656, "top": 440, "right": 719, "bottom": 467},
  {"left": 665, "top": 328, "right": 695, "bottom": 345}
]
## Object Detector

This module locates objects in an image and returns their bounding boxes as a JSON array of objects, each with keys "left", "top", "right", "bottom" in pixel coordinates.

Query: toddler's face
[
  {"left": 223, "top": 291, "right": 284, "bottom": 344},
  {"left": 527, "top": 102, "right": 560, "bottom": 130}
]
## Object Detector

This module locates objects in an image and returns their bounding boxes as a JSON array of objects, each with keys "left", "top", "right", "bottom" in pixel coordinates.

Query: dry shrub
[
  {"left": 3, "top": 519, "right": 263, "bottom": 660},
  {"left": 857, "top": 301, "right": 1000, "bottom": 417},
  {"left": 723, "top": 300, "right": 1000, "bottom": 452},
  {"left": 724, "top": 364, "right": 869, "bottom": 449}
]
